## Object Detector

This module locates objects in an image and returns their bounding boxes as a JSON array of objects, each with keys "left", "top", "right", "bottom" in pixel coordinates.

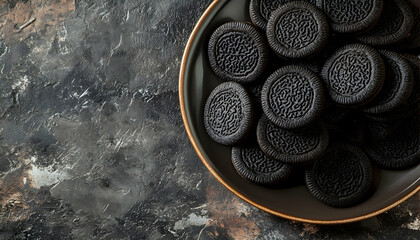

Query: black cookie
[
  {"left": 256, "top": 116, "right": 329, "bottom": 165},
  {"left": 317, "top": 0, "right": 383, "bottom": 34},
  {"left": 204, "top": 82, "right": 254, "bottom": 145},
  {"left": 208, "top": 22, "right": 269, "bottom": 83},
  {"left": 394, "top": 5, "right": 420, "bottom": 50},
  {"left": 321, "top": 44, "right": 385, "bottom": 106},
  {"left": 402, "top": 54, "right": 420, "bottom": 105},
  {"left": 290, "top": 59, "right": 323, "bottom": 74},
  {"left": 305, "top": 144, "right": 373, "bottom": 207},
  {"left": 365, "top": 115, "right": 420, "bottom": 169},
  {"left": 363, "top": 50, "right": 414, "bottom": 114},
  {"left": 365, "top": 119, "right": 399, "bottom": 142},
  {"left": 246, "top": 63, "right": 281, "bottom": 114},
  {"left": 364, "top": 102, "right": 420, "bottom": 123},
  {"left": 357, "top": 0, "right": 414, "bottom": 46},
  {"left": 232, "top": 142, "right": 293, "bottom": 185},
  {"left": 261, "top": 65, "right": 324, "bottom": 129},
  {"left": 266, "top": 1, "right": 329, "bottom": 59},
  {"left": 249, "top": 0, "right": 318, "bottom": 30}
]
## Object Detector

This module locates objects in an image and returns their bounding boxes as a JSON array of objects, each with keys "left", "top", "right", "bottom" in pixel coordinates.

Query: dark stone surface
[{"left": 0, "top": 0, "right": 418, "bottom": 239}]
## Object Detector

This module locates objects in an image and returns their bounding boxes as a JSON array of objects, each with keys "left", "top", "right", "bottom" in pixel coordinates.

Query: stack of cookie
[{"left": 203, "top": 0, "right": 420, "bottom": 207}]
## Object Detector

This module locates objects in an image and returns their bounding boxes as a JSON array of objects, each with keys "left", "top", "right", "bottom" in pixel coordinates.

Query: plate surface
[{"left": 179, "top": 0, "right": 420, "bottom": 224}]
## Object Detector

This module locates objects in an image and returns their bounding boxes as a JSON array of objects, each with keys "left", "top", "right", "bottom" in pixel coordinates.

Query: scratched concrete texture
[{"left": 0, "top": 0, "right": 418, "bottom": 239}]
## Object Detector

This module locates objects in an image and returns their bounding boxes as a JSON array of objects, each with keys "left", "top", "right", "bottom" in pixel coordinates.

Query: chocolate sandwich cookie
[
  {"left": 364, "top": 102, "right": 420, "bottom": 123},
  {"left": 232, "top": 142, "right": 293, "bottom": 185},
  {"left": 394, "top": 6, "right": 420, "bottom": 50},
  {"left": 357, "top": 0, "right": 414, "bottom": 46},
  {"left": 290, "top": 59, "right": 322, "bottom": 74},
  {"left": 365, "top": 115, "right": 420, "bottom": 169},
  {"left": 363, "top": 50, "right": 414, "bottom": 114},
  {"left": 266, "top": 2, "right": 329, "bottom": 59},
  {"left": 365, "top": 120, "right": 399, "bottom": 142},
  {"left": 208, "top": 22, "right": 269, "bottom": 83},
  {"left": 246, "top": 63, "right": 281, "bottom": 113},
  {"left": 256, "top": 116, "right": 329, "bottom": 165},
  {"left": 249, "top": 0, "right": 318, "bottom": 30},
  {"left": 305, "top": 144, "right": 373, "bottom": 207},
  {"left": 204, "top": 82, "right": 254, "bottom": 145},
  {"left": 401, "top": 54, "right": 420, "bottom": 104},
  {"left": 317, "top": 0, "right": 383, "bottom": 34},
  {"left": 321, "top": 44, "right": 385, "bottom": 106},
  {"left": 261, "top": 65, "right": 324, "bottom": 129}
]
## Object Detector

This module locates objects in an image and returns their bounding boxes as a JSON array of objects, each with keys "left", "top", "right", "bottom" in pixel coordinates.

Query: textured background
[{"left": 0, "top": 0, "right": 418, "bottom": 239}]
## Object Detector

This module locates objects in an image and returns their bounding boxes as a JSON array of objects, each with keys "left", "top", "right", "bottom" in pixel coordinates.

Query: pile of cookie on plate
[{"left": 203, "top": 0, "right": 420, "bottom": 207}]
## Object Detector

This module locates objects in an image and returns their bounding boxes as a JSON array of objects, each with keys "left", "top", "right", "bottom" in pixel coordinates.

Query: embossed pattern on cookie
[
  {"left": 305, "top": 144, "right": 373, "bottom": 207},
  {"left": 363, "top": 50, "right": 414, "bottom": 114},
  {"left": 208, "top": 22, "right": 269, "bottom": 83},
  {"left": 266, "top": 1, "right": 329, "bottom": 59},
  {"left": 204, "top": 82, "right": 254, "bottom": 145},
  {"left": 321, "top": 44, "right": 385, "bottom": 106},
  {"left": 318, "top": 0, "right": 383, "bottom": 33},
  {"left": 232, "top": 142, "right": 293, "bottom": 184},
  {"left": 357, "top": 0, "right": 414, "bottom": 45},
  {"left": 256, "top": 116, "right": 329, "bottom": 164},
  {"left": 261, "top": 65, "right": 324, "bottom": 129},
  {"left": 250, "top": 0, "right": 318, "bottom": 30}
]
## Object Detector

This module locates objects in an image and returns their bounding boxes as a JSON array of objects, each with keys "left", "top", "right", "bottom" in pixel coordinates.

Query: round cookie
[
  {"left": 317, "top": 0, "right": 383, "bottom": 34},
  {"left": 365, "top": 119, "right": 399, "bottom": 142},
  {"left": 266, "top": 2, "right": 329, "bottom": 59},
  {"left": 394, "top": 6, "right": 420, "bottom": 50},
  {"left": 365, "top": 115, "right": 420, "bottom": 169},
  {"left": 232, "top": 142, "right": 293, "bottom": 185},
  {"left": 249, "top": 0, "right": 318, "bottom": 30},
  {"left": 363, "top": 50, "right": 414, "bottom": 114},
  {"left": 364, "top": 102, "right": 420, "bottom": 123},
  {"left": 246, "top": 63, "right": 280, "bottom": 114},
  {"left": 208, "top": 22, "right": 269, "bottom": 83},
  {"left": 357, "top": 0, "right": 414, "bottom": 46},
  {"left": 401, "top": 54, "right": 420, "bottom": 104},
  {"left": 305, "top": 144, "right": 373, "bottom": 207},
  {"left": 204, "top": 82, "right": 254, "bottom": 145},
  {"left": 290, "top": 59, "right": 323, "bottom": 74},
  {"left": 321, "top": 43, "right": 385, "bottom": 106},
  {"left": 256, "top": 116, "right": 329, "bottom": 165},
  {"left": 261, "top": 65, "right": 324, "bottom": 129}
]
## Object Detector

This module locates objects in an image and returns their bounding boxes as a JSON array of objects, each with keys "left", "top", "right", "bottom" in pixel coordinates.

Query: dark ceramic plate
[{"left": 179, "top": 0, "right": 420, "bottom": 224}]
